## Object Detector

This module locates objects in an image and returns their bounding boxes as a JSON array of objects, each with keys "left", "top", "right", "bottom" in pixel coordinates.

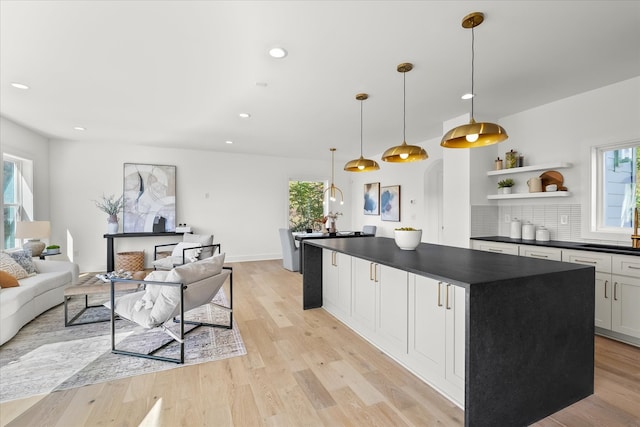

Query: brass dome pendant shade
[
  {"left": 441, "top": 12, "right": 508, "bottom": 148},
  {"left": 324, "top": 148, "right": 344, "bottom": 204},
  {"left": 382, "top": 63, "right": 428, "bottom": 162},
  {"left": 345, "top": 93, "right": 380, "bottom": 172}
]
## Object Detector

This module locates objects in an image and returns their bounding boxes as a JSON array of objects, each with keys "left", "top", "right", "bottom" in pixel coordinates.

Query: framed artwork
[
  {"left": 123, "top": 163, "right": 176, "bottom": 233},
  {"left": 381, "top": 185, "right": 401, "bottom": 222},
  {"left": 364, "top": 182, "right": 380, "bottom": 215}
]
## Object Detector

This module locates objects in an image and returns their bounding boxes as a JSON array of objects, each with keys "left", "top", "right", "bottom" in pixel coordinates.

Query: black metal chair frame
[
  {"left": 153, "top": 242, "right": 222, "bottom": 269},
  {"left": 109, "top": 266, "right": 233, "bottom": 364}
]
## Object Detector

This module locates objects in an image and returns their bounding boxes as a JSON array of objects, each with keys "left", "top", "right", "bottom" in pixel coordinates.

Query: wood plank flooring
[{"left": 1, "top": 260, "right": 639, "bottom": 426}]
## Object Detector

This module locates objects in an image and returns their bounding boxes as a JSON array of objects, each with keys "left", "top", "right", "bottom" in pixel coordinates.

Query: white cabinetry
[
  {"left": 519, "top": 246, "right": 562, "bottom": 261},
  {"left": 408, "top": 275, "right": 465, "bottom": 404},
  {"left": 470, "top": 240, "right": 519, "bottom": 255},
  {"left": 322, "top": 249, "right": 352, "bottom": 322},
  {"left": 352, "top": 257, "right": 408, "bottom": 359},
  {"left": 611, "top": 255, "right": 640, "bottom": 339}
]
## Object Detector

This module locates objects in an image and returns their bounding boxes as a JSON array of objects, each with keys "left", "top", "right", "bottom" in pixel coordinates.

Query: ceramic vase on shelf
[{"left": 107, "top": 215, "right": 119, "bottom": 234}]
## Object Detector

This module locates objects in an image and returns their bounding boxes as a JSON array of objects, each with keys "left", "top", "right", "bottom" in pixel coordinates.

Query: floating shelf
[
  {"left": 487, "top": 191, "right": 572, "bottom": 200},
  {"left": 487, "top": 162, "right": 572, "bottom": 176}
]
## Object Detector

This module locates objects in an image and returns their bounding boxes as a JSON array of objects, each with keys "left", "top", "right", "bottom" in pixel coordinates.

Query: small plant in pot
[{"left": 497, "top": 178, "right": 515, "bottom": 194}]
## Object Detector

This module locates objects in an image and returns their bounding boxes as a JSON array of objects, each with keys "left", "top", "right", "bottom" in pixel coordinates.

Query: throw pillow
[
  {"left": 170, "top": 242, "right": 202, "bottom": 263},
  {"left": 7, "top": 249, "right": 37, "bottom": 274},
  {"left": 0, "top": 253, "right": 29, "bottom": 280},
  {"left": 0, "top": 270, "right": 20, "bottom": 288},
  {"left": 183, "top": 234, "right": 214, "bottom": 259}
]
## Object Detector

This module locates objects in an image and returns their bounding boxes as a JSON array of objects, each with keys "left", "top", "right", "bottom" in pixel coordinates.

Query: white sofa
[{"left": 0, "top": 259, "right": 79, "bottom": 345}]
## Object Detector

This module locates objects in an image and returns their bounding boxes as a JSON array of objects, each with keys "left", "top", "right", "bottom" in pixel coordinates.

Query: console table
[{"left": 103, "top": 232, "right": 184, "bottom": 272}]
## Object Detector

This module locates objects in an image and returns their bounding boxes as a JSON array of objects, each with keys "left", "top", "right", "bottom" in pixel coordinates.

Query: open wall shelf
[{"left": 487, "top": 162, "right": 572, "bottom": 176}]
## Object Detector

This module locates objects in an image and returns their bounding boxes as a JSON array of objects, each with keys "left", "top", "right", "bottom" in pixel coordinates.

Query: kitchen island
[{"left": 302, "top": 237, "right": 595, "bottom": 427}]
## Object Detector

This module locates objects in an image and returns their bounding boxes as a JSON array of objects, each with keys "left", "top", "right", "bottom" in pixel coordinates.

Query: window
[
  {"left": 3, "top": 154, "right": 33, "bottom": 249},
  {"left": 592, "top": 142, "right": 640, "bottom": 234},
  {"left": 288, "top": 180, "right": 324, "bottom": 232}
]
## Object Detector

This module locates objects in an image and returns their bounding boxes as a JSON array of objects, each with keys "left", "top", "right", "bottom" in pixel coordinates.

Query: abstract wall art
[
  {"left": 123, "top": 163, "right": 176, "bottom": 233},
  {"left": 380, "top": 185, "right": 400, "bottom": 222},
  {"left": 364, "top": 182, "right": 380, "bottom": 215}
]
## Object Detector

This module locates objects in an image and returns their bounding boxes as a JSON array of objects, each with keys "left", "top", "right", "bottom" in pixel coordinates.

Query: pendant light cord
[
  {"left": 360, "top": 99, "right": 364, "bottom": 156},
  {"left": 403, "top": 71, "right": 406, "bottom": 142},
  {"left": 470, "top": 26, "right": 475, "bottom": 120}
]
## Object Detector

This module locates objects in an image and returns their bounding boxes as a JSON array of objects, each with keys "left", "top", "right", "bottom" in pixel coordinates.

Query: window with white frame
[
  {"left": 593, "top": 142, "right": 639, "bottom": 234},
  {"left": 3, "top": 154, "right": 34, "bottom": 249}
]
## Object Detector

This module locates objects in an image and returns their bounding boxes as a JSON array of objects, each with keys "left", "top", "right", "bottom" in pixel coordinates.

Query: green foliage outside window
[{"left": 289, "top": 181, "right": 324, "bottom": 231}]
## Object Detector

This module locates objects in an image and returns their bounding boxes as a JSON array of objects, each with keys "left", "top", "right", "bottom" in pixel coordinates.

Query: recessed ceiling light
[
  {"left": 269, "top": 47, "right": 288, "bottom": 59},
  {"left": 461, "top": 93, "right": 474, "bottom": 100},
  {"left": 73, "top": 126, "right": 86, "bottom": 131},
  {"left": 239, "top": 113, "right": 251, "bottom": 118},
  {"left": 225, "top": 140, "right": 233, "bottom": 144},
  {"left": 11, "top": 82, "right": 29, "bottom": 90}
]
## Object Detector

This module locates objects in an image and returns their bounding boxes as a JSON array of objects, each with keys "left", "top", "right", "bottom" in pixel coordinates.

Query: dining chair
[{"left": 279, "top": 228, "right": 300, "bottom": 272}]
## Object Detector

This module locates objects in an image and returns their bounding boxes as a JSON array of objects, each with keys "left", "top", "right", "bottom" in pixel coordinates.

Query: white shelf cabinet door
[
  {"left": 611, "top": 275, "right": 640, "bottom": 339},
  {"left": 595, "top": 272, "right": 612, "bottom": 330},
  {"left": 322, "top": 249, "right": 352, "bottom": 322},
  {"left": 376, "top": 264, "right": 409, "bottom": 358},
  {"left": 351, "top": 257, "right": 377, "bottom": 338}
]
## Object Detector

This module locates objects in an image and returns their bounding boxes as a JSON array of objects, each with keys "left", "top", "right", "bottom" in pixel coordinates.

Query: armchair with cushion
[
  {"left": 108, "top": 253, "right": 232, "bottom": 364},
  {"left": 152, "top": 234, "right": 219, "bottom": 270},
  {"left": 279, "top": 228, "right": 300, "bottom": 272}
]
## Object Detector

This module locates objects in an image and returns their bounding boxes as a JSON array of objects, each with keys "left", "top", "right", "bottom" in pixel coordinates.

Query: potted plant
[
  {"left": 45, "top": 244, "right": 60, "bottom": 255},
  {"left": 393, "top": 227, "right": 422, "bottom": 250},
  {"left": 94, "top": 194, "right": 124, "bottom": 234},
  {"left": 497, "top": 178, "right": 515, "bottom": 194}
]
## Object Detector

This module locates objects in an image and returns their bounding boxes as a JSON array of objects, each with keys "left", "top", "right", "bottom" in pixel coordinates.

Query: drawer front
[
  {"left": 612, "top": 254, "right": 640, "bottom": 278},
  {"left": 519, "top": 246, "right": 562, "bottom": 261},
  {"left": 562, "top": 249, "right": 612, "bottom": 273},
  {"left": 471, "top": 241, "right": 519, "bottom": 255}
]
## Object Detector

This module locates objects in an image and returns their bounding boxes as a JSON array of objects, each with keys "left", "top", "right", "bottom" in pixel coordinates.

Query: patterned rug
[{"left": 0, "top": 290, "right": 246, "bottom": 402}]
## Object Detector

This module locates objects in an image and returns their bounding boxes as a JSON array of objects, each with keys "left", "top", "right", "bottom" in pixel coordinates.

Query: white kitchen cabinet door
[
  {"left": 612, "top": 275, "right": 640, "bottom": 339},
  {"left": 322, "top": 249, "right": 352, "bottom": 321},
  {"left": 445, "top": 283, "right": 466, "bottom": 391},
  {"left": 376, "top": 264, "right": 408, "bottom": 357},
  {"left": 595, "top": 272, "right": 612, "bottom": 330},
  {"left": 352, "top": 257, "right": 377, "bottom": 337}
]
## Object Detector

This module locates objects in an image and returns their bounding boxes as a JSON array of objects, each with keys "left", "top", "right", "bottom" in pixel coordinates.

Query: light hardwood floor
[{"left": 1, "top": 260, "right": 639, "bottom": 426}]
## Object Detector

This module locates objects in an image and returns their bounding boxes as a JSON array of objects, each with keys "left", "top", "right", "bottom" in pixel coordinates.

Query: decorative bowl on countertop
[{"left": 394, "top": 229, "right": 422, "bottom": 250}]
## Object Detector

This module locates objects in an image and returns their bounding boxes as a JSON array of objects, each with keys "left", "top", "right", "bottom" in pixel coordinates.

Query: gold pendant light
[
  {"left": 441, "top": 12, "right": 508, "bottom": 148},
  {"left": 382, "top": 63, "right": 428, "bottom": 162},
  {"left": 324, "top": 148, "right": 344, "bottom": 205},
  {"left": 345, "top": 93, "right": 380, "bottom": 172}
]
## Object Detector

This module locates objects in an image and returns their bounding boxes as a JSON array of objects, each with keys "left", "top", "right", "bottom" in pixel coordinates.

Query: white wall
[
  {"left": 47, "top": 140, "right": 344, "bottom": 272},
  {"left": 0, "top": 117, "right": 51, "bottom": 248}
]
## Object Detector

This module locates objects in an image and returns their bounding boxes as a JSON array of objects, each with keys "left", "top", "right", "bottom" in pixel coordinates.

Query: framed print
[
  {"left": 123, "top": 163, "right": 176, "bottom": 233},
  {"left": 380, "top": 185, "right": 400, "bottom": 222},
  {"left": 364, "top": 182, "right": 380, "bottom": 215}
]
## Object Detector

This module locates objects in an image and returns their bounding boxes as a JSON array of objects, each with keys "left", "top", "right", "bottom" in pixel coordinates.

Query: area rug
[{"left": 0, "top": 290, "right": 246, "bottom": 402}]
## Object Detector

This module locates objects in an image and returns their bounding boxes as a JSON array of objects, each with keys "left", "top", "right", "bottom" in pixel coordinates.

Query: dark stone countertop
[
  {"left": 471, "top": 235, "right": 640, "bottom": 256},
  {"left": 304, "top": 237, "right": 591, "bottom": 288}
]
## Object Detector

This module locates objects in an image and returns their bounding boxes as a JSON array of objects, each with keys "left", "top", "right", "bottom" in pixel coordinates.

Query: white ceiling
[{"left": 1, "top": 1, "right": 639, "bottom": 162}]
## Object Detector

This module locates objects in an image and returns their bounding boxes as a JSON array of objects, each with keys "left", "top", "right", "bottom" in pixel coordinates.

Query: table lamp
[{"left": 15, "top": 221, "right": 50, "bottom": 257}]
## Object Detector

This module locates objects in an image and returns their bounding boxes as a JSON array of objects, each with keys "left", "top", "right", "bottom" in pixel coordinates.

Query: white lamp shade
[{"left": 15, "top": 221, "right": 51, "bottom": 239}]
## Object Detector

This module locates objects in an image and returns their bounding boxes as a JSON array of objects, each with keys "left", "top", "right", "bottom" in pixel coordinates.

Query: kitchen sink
[{"left": 577, "top": 243, "right": 640, "bottom": 252}]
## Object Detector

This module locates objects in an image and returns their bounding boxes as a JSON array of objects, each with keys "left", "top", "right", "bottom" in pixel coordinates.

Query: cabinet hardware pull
[
  {"left": 332, "top": 251, "right": 337, "bottom": 266},
  {"left": 627, "top": 265, "right": 640, "bottom": 270},
  {"left": 370, "top": 262, "right": 374, "bottom": 281},
  {"left": 574, "top": 259, "right": 597, "bottom": 264},
  {"left": 488, "top": 248, "right": 503, "bottom": 253},
  {"left": 614, "top": 282, "right": 618, "bottom": 301},
  {"left": 374, "top": 264, "right": 379, "bottom": 283},
  {"left": 446, "top": 283, "right": 451, "bottom": 310},
  {"left": 437, "top": 282, "right": 443, "bottom": 307},
  {"left": 530, "top": 253, "right": 549, "bottom": 258},
  {"left": 604, "top": 280, "right": 608, "bottom": 299}
]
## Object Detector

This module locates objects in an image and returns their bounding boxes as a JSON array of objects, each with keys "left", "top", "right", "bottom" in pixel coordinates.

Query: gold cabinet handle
[
  {"left": 332, "top": 251, "right": 337, "bottom": 266},
  {"left": 437, "top": 281, "right": 443, "bottom": 307},
  {"left": 369, "top": 262, "right": 374, "bottom": 281},
  {"left": 604, "top": 280, "right": 608, "bottom": 299},
  {"left": 374, "top": 264, "right": 379, "bottom": 283},
  {"left": 574, "top": 259, "right": 597, "bottom": 264},
  {"left": 446, "top": 283, "right": 451, "bottom": 310},
  {"left": 614, "top": 282, "right": 618, "bottom": 301},
  {"left": 530, "top": 253, "right": 549, "bottom": 259},
  {"left": 627, "top": 265, "right": 640, "bottom": 270},
  {"left": 488, "top": 248, "right": 503, "bottom": 253}
]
